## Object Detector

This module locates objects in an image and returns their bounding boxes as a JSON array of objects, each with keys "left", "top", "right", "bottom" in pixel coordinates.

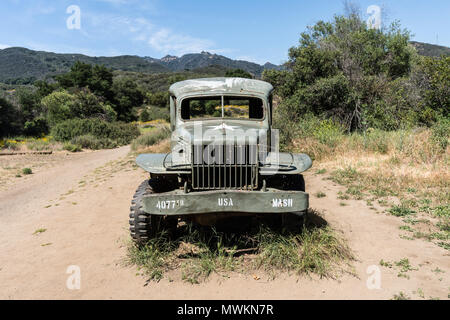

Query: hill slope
[
  {"left": 0, "top": 47, "right": 281, "bottom": 84},
  {"left": 0, "top": 47, "right": 169, "bottom": 84},
  {"left": 410, "top": 41, "right": 450, "bottom": 57},
  {"left": 151, "top": 51, "right": 282, "bottom": 74}
]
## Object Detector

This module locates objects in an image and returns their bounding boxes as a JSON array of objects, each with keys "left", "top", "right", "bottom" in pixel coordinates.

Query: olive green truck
[{"left": 130, "top": 78, "right": 312, "bottom": 243}]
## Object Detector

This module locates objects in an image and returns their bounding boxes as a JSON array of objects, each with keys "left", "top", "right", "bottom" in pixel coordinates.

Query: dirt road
[{"left": 0, "top": 147, "right": 448, "bottom": 300}]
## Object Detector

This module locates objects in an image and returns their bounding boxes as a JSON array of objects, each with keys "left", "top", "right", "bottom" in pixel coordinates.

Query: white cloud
[
  {"left": 235, "top": 55, "right": 265, "bottom": 65},
  {"left": 82, "top": 12, "right": 223, "bottom": 56},
  {"left": 148, "top": 28, "right": 215, "bottom": 56},
  {"left": 0, "top": 44, "right": 11, "bottom": 49}
]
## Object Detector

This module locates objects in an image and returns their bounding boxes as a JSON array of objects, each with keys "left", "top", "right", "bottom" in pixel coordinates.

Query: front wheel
[{"left": 129, "top": 180, "right": 177, "bottom": 245}]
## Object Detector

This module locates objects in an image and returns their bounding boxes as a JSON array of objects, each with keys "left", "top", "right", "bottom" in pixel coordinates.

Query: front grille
[{"left": 192, "top": 144, "right": 259, "bottom": 190}]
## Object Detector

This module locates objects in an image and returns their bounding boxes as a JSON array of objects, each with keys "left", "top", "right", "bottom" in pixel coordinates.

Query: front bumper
[{"left": 143, "top": 189, "right": 309, "bottom": 216}]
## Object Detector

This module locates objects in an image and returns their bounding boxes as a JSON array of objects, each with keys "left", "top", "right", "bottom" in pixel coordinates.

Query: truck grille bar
[{"left": 192, "top": 144, "right": 258, "bottom": 190}]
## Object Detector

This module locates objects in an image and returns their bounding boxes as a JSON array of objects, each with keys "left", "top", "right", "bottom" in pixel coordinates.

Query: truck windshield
[{"left": 181, "top": 96, "right": 264, "bottom": 120}]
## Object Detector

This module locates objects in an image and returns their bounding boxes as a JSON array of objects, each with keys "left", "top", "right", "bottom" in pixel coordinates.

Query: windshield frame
[{"left": 178, "top": 94, "right": 267, "bottom": 122}]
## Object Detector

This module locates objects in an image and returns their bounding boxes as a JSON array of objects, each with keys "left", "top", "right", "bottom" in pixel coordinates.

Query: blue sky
[{"left": 1, "top": 0, "right": 449, "bottom": 65}]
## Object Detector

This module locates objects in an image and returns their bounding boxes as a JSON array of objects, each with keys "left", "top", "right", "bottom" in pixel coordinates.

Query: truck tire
[{"left": 129, "top": 180, "right": 177, "bottom": 245}]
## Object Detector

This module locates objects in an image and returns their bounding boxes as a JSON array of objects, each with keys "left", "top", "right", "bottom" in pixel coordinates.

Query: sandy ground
[{"left": 0, "top": 146, "right": 448, "bottom": 300}]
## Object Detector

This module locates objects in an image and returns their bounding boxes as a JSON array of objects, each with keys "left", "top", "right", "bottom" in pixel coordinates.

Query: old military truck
[{"left": 130, "top": 78, "right": 312, "bottom": 243}]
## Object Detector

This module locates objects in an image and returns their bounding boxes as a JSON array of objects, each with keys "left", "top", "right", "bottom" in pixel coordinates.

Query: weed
[
  {"left": 392, "top": 292, "right": 410, "bottom": 300},
  {"left": 388, "top": 205, "right": 416, "bottom": 217},
  {"left": 346, "top": 186, "right": 364, "bottom": 200},
  {"left": 337, "top": 191, "right": 350, "bottom": 200},
  {"left": 399, "top": 225, "right": 413, "bottom": 232},
  {"left": 33, "top": 228, "right": 47, "bottom": 235},
  {"left": 379, "top": 259, "right": 393, "bottom": 268},
  {"left": 315, "top": 192, "right": 327, "bottom": 198},
  {"left": 414, "top": 288, "right": 425, "bottom": 299},
  {"left": 22, "top": 168, "right": 32, "bottom": 175},
  {"left": 431, "top": 267, "right": 445, "bottom": 274},
  {"left": 395, "top": 258, "right": 417, "bottom": 273}
]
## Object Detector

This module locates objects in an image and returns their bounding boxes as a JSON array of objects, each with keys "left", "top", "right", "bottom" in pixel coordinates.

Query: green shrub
[
  {"left": 140, "top": 109, "right": 151, "bottom": 122},
  {"left": 388, "top": 205, "right": 416, "bottom": 217},
  {"left": 431, "top": 117, "right": 450, "bottom": 151},
  {"left": 51, "top": 118, "right": 140, "bottom": 147},
  {"left": 63, "top": 142, "right": 82, "bottom": 152},
  {"left": 70, "top": 135, "right": 117, "bottom": 150},
  {"left": 23, "top": 118, "right": 49, "bottom": 137},
  {"left": 26, "top": 139, "right": 51, "bottom": 151},
  {"left": 364, "top": 129, "right": 389, "bottom": 154},
  {"left": 140, "top": 106, "right": 170, "bottom": 122},
  {"left": 131, "top": 126, "right": 171, "bottom": 151},
  {"left": 22, "top": 168, "right": 32, "bottom": 175},
  {"left": 2, "top": 140, "right": 20, "bottom": 151},
  {"left": 41, "top": 91, "right": 74, "bottom": 127},
  {"left": 313, "top": 119, "right": 344, "bottom": 148}
]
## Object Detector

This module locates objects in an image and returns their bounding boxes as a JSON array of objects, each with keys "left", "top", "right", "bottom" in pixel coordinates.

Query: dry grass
[
  {"left": 292, "top": 128, "right": 449, "bottom": 250},
  {"left": 131, "top": 125, "right": 171, "bottom": 152},
  {"left": 127, "top": 211, "right": 354, "bottom": 284},
  {"left": 133, "top": 138, "right": 171, "bottom": 155},
  {"left": 294, "top": 128, "right": 449, "bottom": 205}
]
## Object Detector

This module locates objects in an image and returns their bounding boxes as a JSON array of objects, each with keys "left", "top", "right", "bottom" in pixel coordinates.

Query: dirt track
[{"left": 0, "top": 147, "right": 448, "bottom": 300}]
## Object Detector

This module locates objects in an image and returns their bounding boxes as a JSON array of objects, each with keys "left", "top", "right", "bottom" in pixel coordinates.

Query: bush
[
  {"left": 431, "top": 117, "right": 450, "bottom": 151},
  {"left": 0, "top": 97, "right": 21, "bottom": 138},
  {"left": 51, "top": 118, "right": 140, "bottom": 147},
  {"left": 70, "top": 135, "right": 117, "bottom": 150},
  {"left": 23, "top": 118, "right": 49, "bottom": 137},
  {"left": 26, "top": 138, "right": 51, "bottom": 151},
  {"left": 1, "top": 140, "right": 20, "bottom": 151},
  {"left": 363, "top": 129, "right": 389, "bottom": 154},
  {"left": 63, "top": 142, "right": 82, "bottom": 152},
  {"left": 41, "top": 91, "right": 74, "bottom": 127},
  {"left": 131, "top": 126, "right": 171, "bottom": 151},
  {"left": 312, "top": 119, "right": 344, "bottom": 148},
  {"left": 140, "top": 109, "right": 151, "bottom": 122},
  {"left": 42, "top": 90, "right": 118, "bottom": 127},
  {"left": 22, "top": 168, "right": 33, "bottom": 175},
  {"left": 140, "top": 106, "right": 170, "bottom": 122}
]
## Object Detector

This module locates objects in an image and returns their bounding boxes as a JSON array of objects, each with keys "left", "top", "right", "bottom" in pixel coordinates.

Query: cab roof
[{"left": 169, "top": 77, "right": 274, "bottom": 99}]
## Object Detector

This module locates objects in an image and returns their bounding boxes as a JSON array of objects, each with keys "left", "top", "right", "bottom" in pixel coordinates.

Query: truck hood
[{"left": 174, "top": 120, "right": 267, "bottom": 145}]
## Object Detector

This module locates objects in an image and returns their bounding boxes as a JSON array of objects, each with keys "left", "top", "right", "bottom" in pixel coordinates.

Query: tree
[
  {"left": 56, "top": 62, "right": 114, "bottom": 101},
  {"left": 225, "top": 69, "right": 253, "bottom": 79},
  {"left": 41, "top": 91, "right": 74, "bottom": 127},
  {"left": 89, "top": 65, "right": 114, "bottom": 101},
  {"left": 140, "top": 109, "right": 151, "bottom": 122},
  {"left": 0, "top": 97, "right": 20, "bottom": 138},
  {"left": 263, "top": 13, "right": 413, "bottom": 131},
  {"left": 421, "top": 56, "right": 450, "bottom": 118},
  {"left": 17, "top": 89, "right": 42, "bottom": 123},
  {"left": 146, "top": 91, "right": 169, "bottom": 108},
  {"left": 112, "top": 78, "right": 143, "bottom": 121}
]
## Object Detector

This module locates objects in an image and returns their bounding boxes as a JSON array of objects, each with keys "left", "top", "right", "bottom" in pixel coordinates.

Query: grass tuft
[
  {"left": 127, "top": 212, "right": 354, "bottom": 283},
  {"left": 22, "top": 168, "right": 32, "bottom": 175}
]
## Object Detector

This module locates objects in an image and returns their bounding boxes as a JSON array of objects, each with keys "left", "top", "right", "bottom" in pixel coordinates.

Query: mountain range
[
  {"left": 0, "top": 41, "right": 448, "bottom": 85},
  {"left": 0, "top": 47, "right": 281, "bottom": 84}
]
